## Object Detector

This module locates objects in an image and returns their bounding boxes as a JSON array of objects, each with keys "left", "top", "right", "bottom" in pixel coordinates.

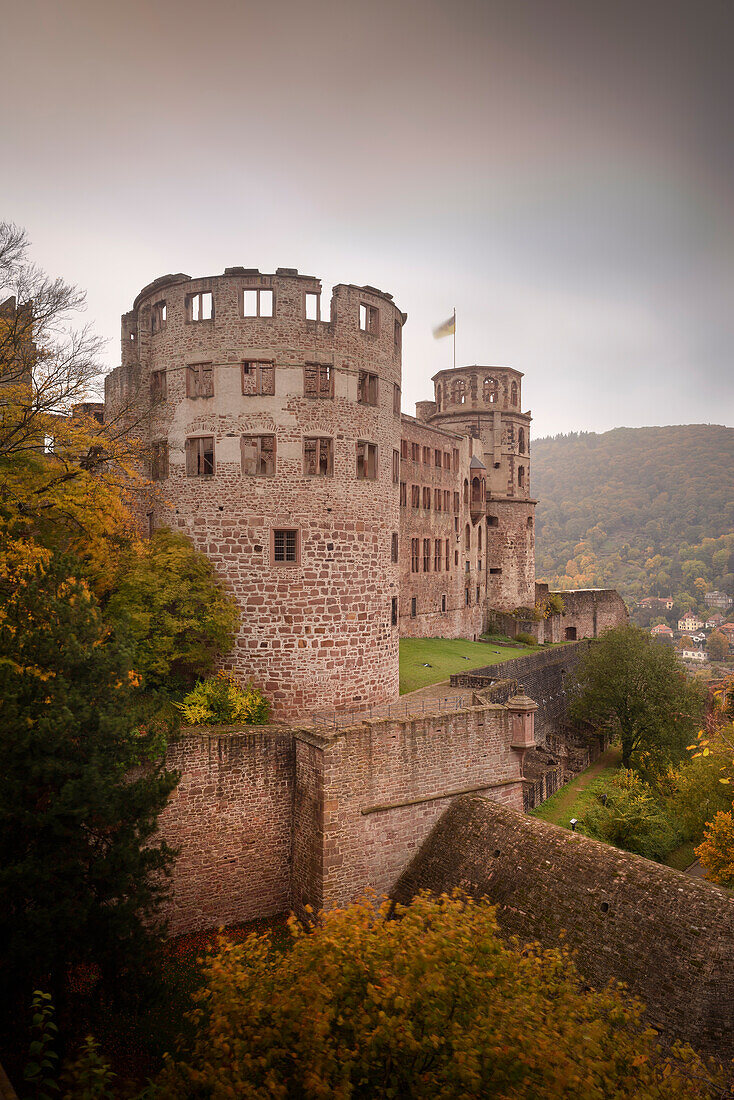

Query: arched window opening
[
  {"left": 483, "top": 376, "right": 497, "bottom": 404},
  {"left": 518, "top": 427, "right": 525, "bottom": 453},
  {"left": 454, "top": 378, "right": 466, "bottom": 405},
  {"left": 463, "top": 478, "right": 469, "bottom": 504},
  {"left": 465, "top": 523, "right": 471, "bottom": 550},
  {"left": 511, "top": 380, "right": 518, "bottom": 406},
  {"left": 471, "top": 476, "right": 483, "bottom": 507},
  {"left": 518, "top": 465, "right": 525, "bottom": 489}
]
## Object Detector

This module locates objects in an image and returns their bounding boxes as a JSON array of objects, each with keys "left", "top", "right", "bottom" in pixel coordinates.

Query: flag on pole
[{"left": 433, "top": 311, "right": 456, "bottom": 339}]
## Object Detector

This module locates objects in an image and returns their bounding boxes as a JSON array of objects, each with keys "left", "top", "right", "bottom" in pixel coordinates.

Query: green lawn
[
  {"left": 663, "top": 841, "right": 698, "bottom": 872},
  {"left": 530, "top": 747, "right": 623, "bottom": 828},
  {"left": 399, "top": 637, "right": 531, "bottom": 694}
]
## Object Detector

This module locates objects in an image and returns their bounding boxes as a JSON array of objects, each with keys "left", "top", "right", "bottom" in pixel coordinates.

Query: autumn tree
[
  {"left": 695, "top": 811, "right": 734, "bottom": 888},
  {"left": 569, "top": 625, "right": 705, "bottom": 773},
  {"left": 155, "top": 893, "right": 721, "bottom": 1098},
  {"left": 706, "top": 630, "right": 729, "bottom": 662}
]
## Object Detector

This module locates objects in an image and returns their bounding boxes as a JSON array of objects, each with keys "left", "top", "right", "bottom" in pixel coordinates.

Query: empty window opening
[
  {"left": 304, "top": 362, "right": 333, "bottom": 399},
  {"left": 471, "top": 476, "right": 484, "bottom": 506},
  {"left": 478, "top": 527, "right": 482, "bottom": 551},
  {"left": 393, "top": 383, "right": 401, "bottom": 415},
  {"left": 273, "top": 528, "right": 299, "bottom": 563},
  {"left": 452, "top": 378, "right": 466, "bottom": 405},
  {"left": 391, "top": 596, "right": 398, "bottom": 626},
  {"left": 151, "top": 441, "right": 168, "bottom": 480},
  {"left": 444, "top": 451, "right": 451, "bottom": 469},
  {"left": 488, "top": 515, "right": 499, "bottom": 527},
  {"left": 186, "top": 362, "right": 214, "bottom": 398},
  {"left": 465, "top": 588, "right": 470, "bottom": 606},
  {"left": 401, "top": 439, "right": 409, "bottom": 459},
  {"left": 434, "top": 488, "right": 442, "bottom": 511},
  {"left": 303, "top": 436, "right": 332, "bottom": 477},
  {"left": 518, "top": 465, "right": 525, "bottom": 488},
  {"left": 452, "top": 448, "right": 459, "bottom": 471},
  {"left": 422, "top": 486, "right": 431, "bottom": 509},
  {"left": 411, "top": 484, "right": 420, "bottom": 509},
  {"left": 565, "top": 626, "right": 577, "bottom": 641},
  {"left": 392, "top": 449, "right": 400, "bottom": 484},
  {"left": 187, "top": 291, "right": 213, "bottom": 322},
  {"left": 463, "top": 478, "right": 469, "bottom": 504},
  {"left": 511, "top": 379, "right": 518, "bottom": 405},
  {"left": 527, "top": 516, "right": 533, "bottom": 529},
  {"left": 441, "top": 594, "right": 447, "bottom": 613},
  {"left": 411, "top": 539, "right": 420, "bottom": 573},
  {"left": 422, "top": 446, "right": 431, "bottom": 464},
  {"left": 391, "top": 532, "right": 399, "bottom": 563},
  {"left": 411, "top": 596, "right": 417, "bottom": 618},
  {"left": 434, "top": 539, "right": 442, "bottom": 572},
  {"left": 483, "top": 376, "right": 497, "bottom": 403},
  {"left": 151, "top": 301, "right": 167, "bottom": 333},
  {"left": 423, "top": 539, "right": 431, "bottom": 572},
  {"left": 242, "top": 360, "right": 275, "bottom": 395},
  {"left": 518, "top": 427, "right": 525, "bottom": 453},
  {"left": 465, "top": 523, "right": 471, "bottom": 550},
  {"left": 455, "top": 550, "right": 459, "bottom": 566},
  {"left": 356, "top": 440, "right": 377, "bottom": 479},
  {"left": 489, "top": 567, "right": 502, "bottom": 575},
  {"left": 444, "top": 489, "right": 451, "bottom": 511},
  {"left": 150, "top": 369, "right": 167, "bottom": 402},
  {"left": 400, "top": 481, "right": 407, "bottom": 507},
  {"left": 359, "top": 303, "right": 379, "bottom": 334},
  {"left": 434, "top": 448, "right": 442, "bottom": 468},
  {"left": 465, "top": 560, "right": 470, "bottom": 573},
  {"left": 243, "top": 288, "right": 274, "bottom": 317},
  {"left": 453, "top": 491, "right": 460, "bottom": 513},
  {"left": 476, "top": 585, "right": 480, "bottom": 603},
  {"left": 241, "top": 434, "right": 276, "bottom": 476},
  {"left": 358, "top": 370, "right": 378, "bottom": 406},
  {"left": 186, "top": 436, "right": 214, "bottom": 476},
  {"left": 305, "top": 292, "right": 320, "bottom": 320},
  {"left": 445, "top": 539, "right": 450, "bottom": 570}
]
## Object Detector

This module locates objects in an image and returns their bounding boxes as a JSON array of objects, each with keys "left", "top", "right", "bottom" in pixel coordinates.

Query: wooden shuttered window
[
  {"left": 242, "top": 361, "right": 275, "bottom": 395},
  {"left": 241, "top": 435, "right": 276, "bottom": 476},
  {"left": 185, "top": 436, "right": 214, "bottom": 476},
  {"left": 304, "top": 437, "right": 333, "bottom": 477}
]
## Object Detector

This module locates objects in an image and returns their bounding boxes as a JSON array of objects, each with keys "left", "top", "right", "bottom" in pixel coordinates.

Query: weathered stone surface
[{"left": 392, "top": 795, "right": 734, "bottom": 1057}]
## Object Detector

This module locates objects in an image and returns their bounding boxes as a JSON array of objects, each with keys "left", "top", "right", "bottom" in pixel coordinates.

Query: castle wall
[
  {"left": 158, "top": 728, "right": 294, "bottom": 935},
  {"left": 392, "top": 795, "right": 734, "bottom": 1057},
  {"left": 554, "top": 588, "right": 629, "bottom": 639}
]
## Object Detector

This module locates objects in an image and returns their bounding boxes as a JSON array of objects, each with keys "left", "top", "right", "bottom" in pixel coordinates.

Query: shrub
[
  {"left": 695, "top": 809, "right": 734, "bottom": 888},
  {"left": 175, "top": 674, "right": 270, "bottom": 726},
  {"left": 155, "top": 893, "right": 719, "bottom": 1098},
  {"left": 663, "top": 753, "right": 733, "bottom": 842},
  {"left": 515, "top": 631, "right": 537, "bottom": 646},
  {"left": 580, "top": 770, "right": 680, "bottom": 861}
]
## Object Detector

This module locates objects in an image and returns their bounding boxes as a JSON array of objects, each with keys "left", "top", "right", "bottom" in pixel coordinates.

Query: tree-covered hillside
[{"left": 531, "top": 425, "right": 734, "bottom": 615}]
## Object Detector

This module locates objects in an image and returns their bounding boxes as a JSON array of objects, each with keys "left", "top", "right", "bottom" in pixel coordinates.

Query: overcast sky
[{"left": 2, "top": 0, "right": 732, "bottom": 437}]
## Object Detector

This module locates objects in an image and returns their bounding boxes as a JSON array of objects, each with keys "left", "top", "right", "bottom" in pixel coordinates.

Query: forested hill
[{"left": 531, "top": 425, "right": 734, "bottom": 612}]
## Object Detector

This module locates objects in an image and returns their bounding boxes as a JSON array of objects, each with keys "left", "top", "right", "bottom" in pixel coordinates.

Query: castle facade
[{"left": 105, "top": 267, "right": 620, "bottom": 717}]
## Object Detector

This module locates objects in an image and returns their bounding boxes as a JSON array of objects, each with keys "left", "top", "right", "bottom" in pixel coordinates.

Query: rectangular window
[
  {"left": 453, "top": 491, "right": 460, "bottom": 513},
  {"left": 488, "top": 515, "right": 499, "bottom": 527},
  {"left": 411, "top": 484, "right": 420, "bottom": 509},
  {"left": 455, "top": 550, "right": 459, "bottom": 566},
  {"left": 444, "top": 489, "right": 450, "bottom": 511},
  {"left": 359, "top": 303, "right": 379, "bottom": 334},
  {"left": 423, "top": 538, "right": 431, "bottom": 572},
  {"left": 422, "top": 486, "right": 431, "bottom": 509},
  {"left": 444, "top": 452, "right": 451, "bottom": 469},
  {"left": 489, "top": 567, "right": 502, "bottom": 575},
  {"left": 242, "top": 360, "right": 275, "bottom": 395},
  {"left": 465, "top": 588, "right": 470, "bottom": 606},
  {"left": 392, "top": 449, "right": 400, "bottom": 484},
  {"left": 187, "top": 291, "right": 213, "bottom": 322},
  {"left": 356, "top": 440, "right": 377, "bottom": 479},
  {"left": 401, "top": 439, "right": 409, "bottom": 459},
  {"left": 441, "top": 594, "right": 447, "bottom": 613},
  {"left": 305, "top": 291, "right": 320, "bottom": 320},
  {"left": 422, "top": 446, "right": 431, "bottom": 465},
  {"left": 243, "top": 288, "right": 274, "bottom": 317},
  {"left": 394, "top": 318, "right": 402, "bottom": 349},
  {"left": 452, "top": 448, "right": 459, "bottom": 471},
  {"left": 400, "top": 481, "right": 407, "bottom": 507},
  {"left": 151, "top": 301, "right": 166, "bottom": 333},
  {"left": 391, "top": 596, "right": 398, "bottom": 626},
  {"left": 393, "top": 383, "right": 401, "bottom": 415},
  {"left": 411, "top": 538, "right": 419, "bottom": 573},
  {"left": 476, "top": 585, "right": 481, "bottom": 604},
  {"left": 241, "top": 434, "right": 276, "bottom": 476},
  {"left": 303, "top": 436, "right": 333, "bottom": 477},
  {"left": 391, "top": 532, "right": 399, "bottom": 562},
  {"left": 186, "top": 436, "right": 214, "bottom": 477},
  {"left": 434, "top": 539, "right": 442, "bottom": 572},
  {"left": 411, "top": 442, "right": 420, "bottom": 462},
  {"left": 358, "top": 370, "right": 378, "bottom": 406},
  {"left": 434, "top": 449, "right": 442, "bottom": 468},
  {"left": 411, "top": 596, "right": 417, "bottom": 619},
  {"left": 465, "top": 560, "right": 470, "bottom": 573},
  {"left": 273, "top": 528, "right": 299, "bottom": 564},
  {"left": 186, "top": 362, "right": 214, "bottom": 398},
  {"left": 151, "top": 441, "right": 168, "bottom": 480},
  {"left": 445, "top": 539, "right": 450, "bottom": 571},
  {"left": 150, "top": 369, "right": 167, "bottom": 402},
  {"left": 304, "top": 362, "right": 333, "bottom": 399}
]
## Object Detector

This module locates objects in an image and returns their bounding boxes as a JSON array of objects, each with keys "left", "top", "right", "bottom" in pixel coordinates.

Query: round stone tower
[
  {"left": 425, "top": 366, "right": 535, "bottom": 612},
  {"left": 108, "top": 268, "right": 405, "bottom": 718}
]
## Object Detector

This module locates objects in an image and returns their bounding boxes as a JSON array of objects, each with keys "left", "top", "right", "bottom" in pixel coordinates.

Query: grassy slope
[
  {"left": 530, "top": 747, "right": 623, "bottom": 827},
  {"left": 399, "top": 637, "right": 531, "bottom": 694}
]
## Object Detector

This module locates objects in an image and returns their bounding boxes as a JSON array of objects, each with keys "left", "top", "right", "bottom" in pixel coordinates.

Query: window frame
[
  {"left": 356, "top": 440, "right": 378, "bottom": 480},
  {"left": 186, "top": 361, "right": 214, "bottom": 398},
  {"left": 186, "top": 291, "right": 214, "bottom": 323},
  {"left": 242, "top": 360, "right": 275, "bottom": 396},
  {"left": 304, "top": 362, "right": 334, "bottom": 399},
  {"left": 185, "top": 435, "right": 215, "bottom": 477},
  {"left": 151, "top": 440, "right": 168, "bottom": 481},
  {"left": 243, "top": 287, "right": 274, "bottom": 318},
  {"left": 271, "top": 527, "right": 300, "bottom": 565},
  {"left": 358, "top": 370, "right": 379, "bottom": 406},
  {"left": 151, "top": 300, "right": 167, "bottom": 333},
  {"left": 303, "top": 436, "right": 333, "bottom": 477},
  {"left": 241, "top": 433, "right": 276, "bottom": 477},
  {"left": 359, "top": 302, "right": 380, "bottom": 335}
]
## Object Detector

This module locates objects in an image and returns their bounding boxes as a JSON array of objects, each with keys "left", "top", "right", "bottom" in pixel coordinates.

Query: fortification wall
[
  {"left": 392, "top": 796, "right": 734, "bottom": 1057},
  {"left": 158, "top": 728, "right": 295, "bottom": 934},
  {"left": 556, "top": 587, "right": 629, "bottom": 639}
]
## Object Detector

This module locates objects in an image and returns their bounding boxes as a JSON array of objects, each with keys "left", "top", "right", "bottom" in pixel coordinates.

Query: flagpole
[{"left": 453, "top": 307, "right": 456, "bottom": 370}]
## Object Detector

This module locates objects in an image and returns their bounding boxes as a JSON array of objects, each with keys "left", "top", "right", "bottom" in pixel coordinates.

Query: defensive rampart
[{"left": 392, "top": 795, "right": 734, "bottom": 1057}]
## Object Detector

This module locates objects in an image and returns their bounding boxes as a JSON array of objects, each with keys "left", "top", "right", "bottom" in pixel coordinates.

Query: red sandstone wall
[
  {"left": 316, "top": 706, "right": 525, "bottom": 910},
  {"left": 555, "top": 588, "right": 629, "bottom": 639},
  {"left": 158, "top": 729, "right": 294, "bottom": 934}
]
